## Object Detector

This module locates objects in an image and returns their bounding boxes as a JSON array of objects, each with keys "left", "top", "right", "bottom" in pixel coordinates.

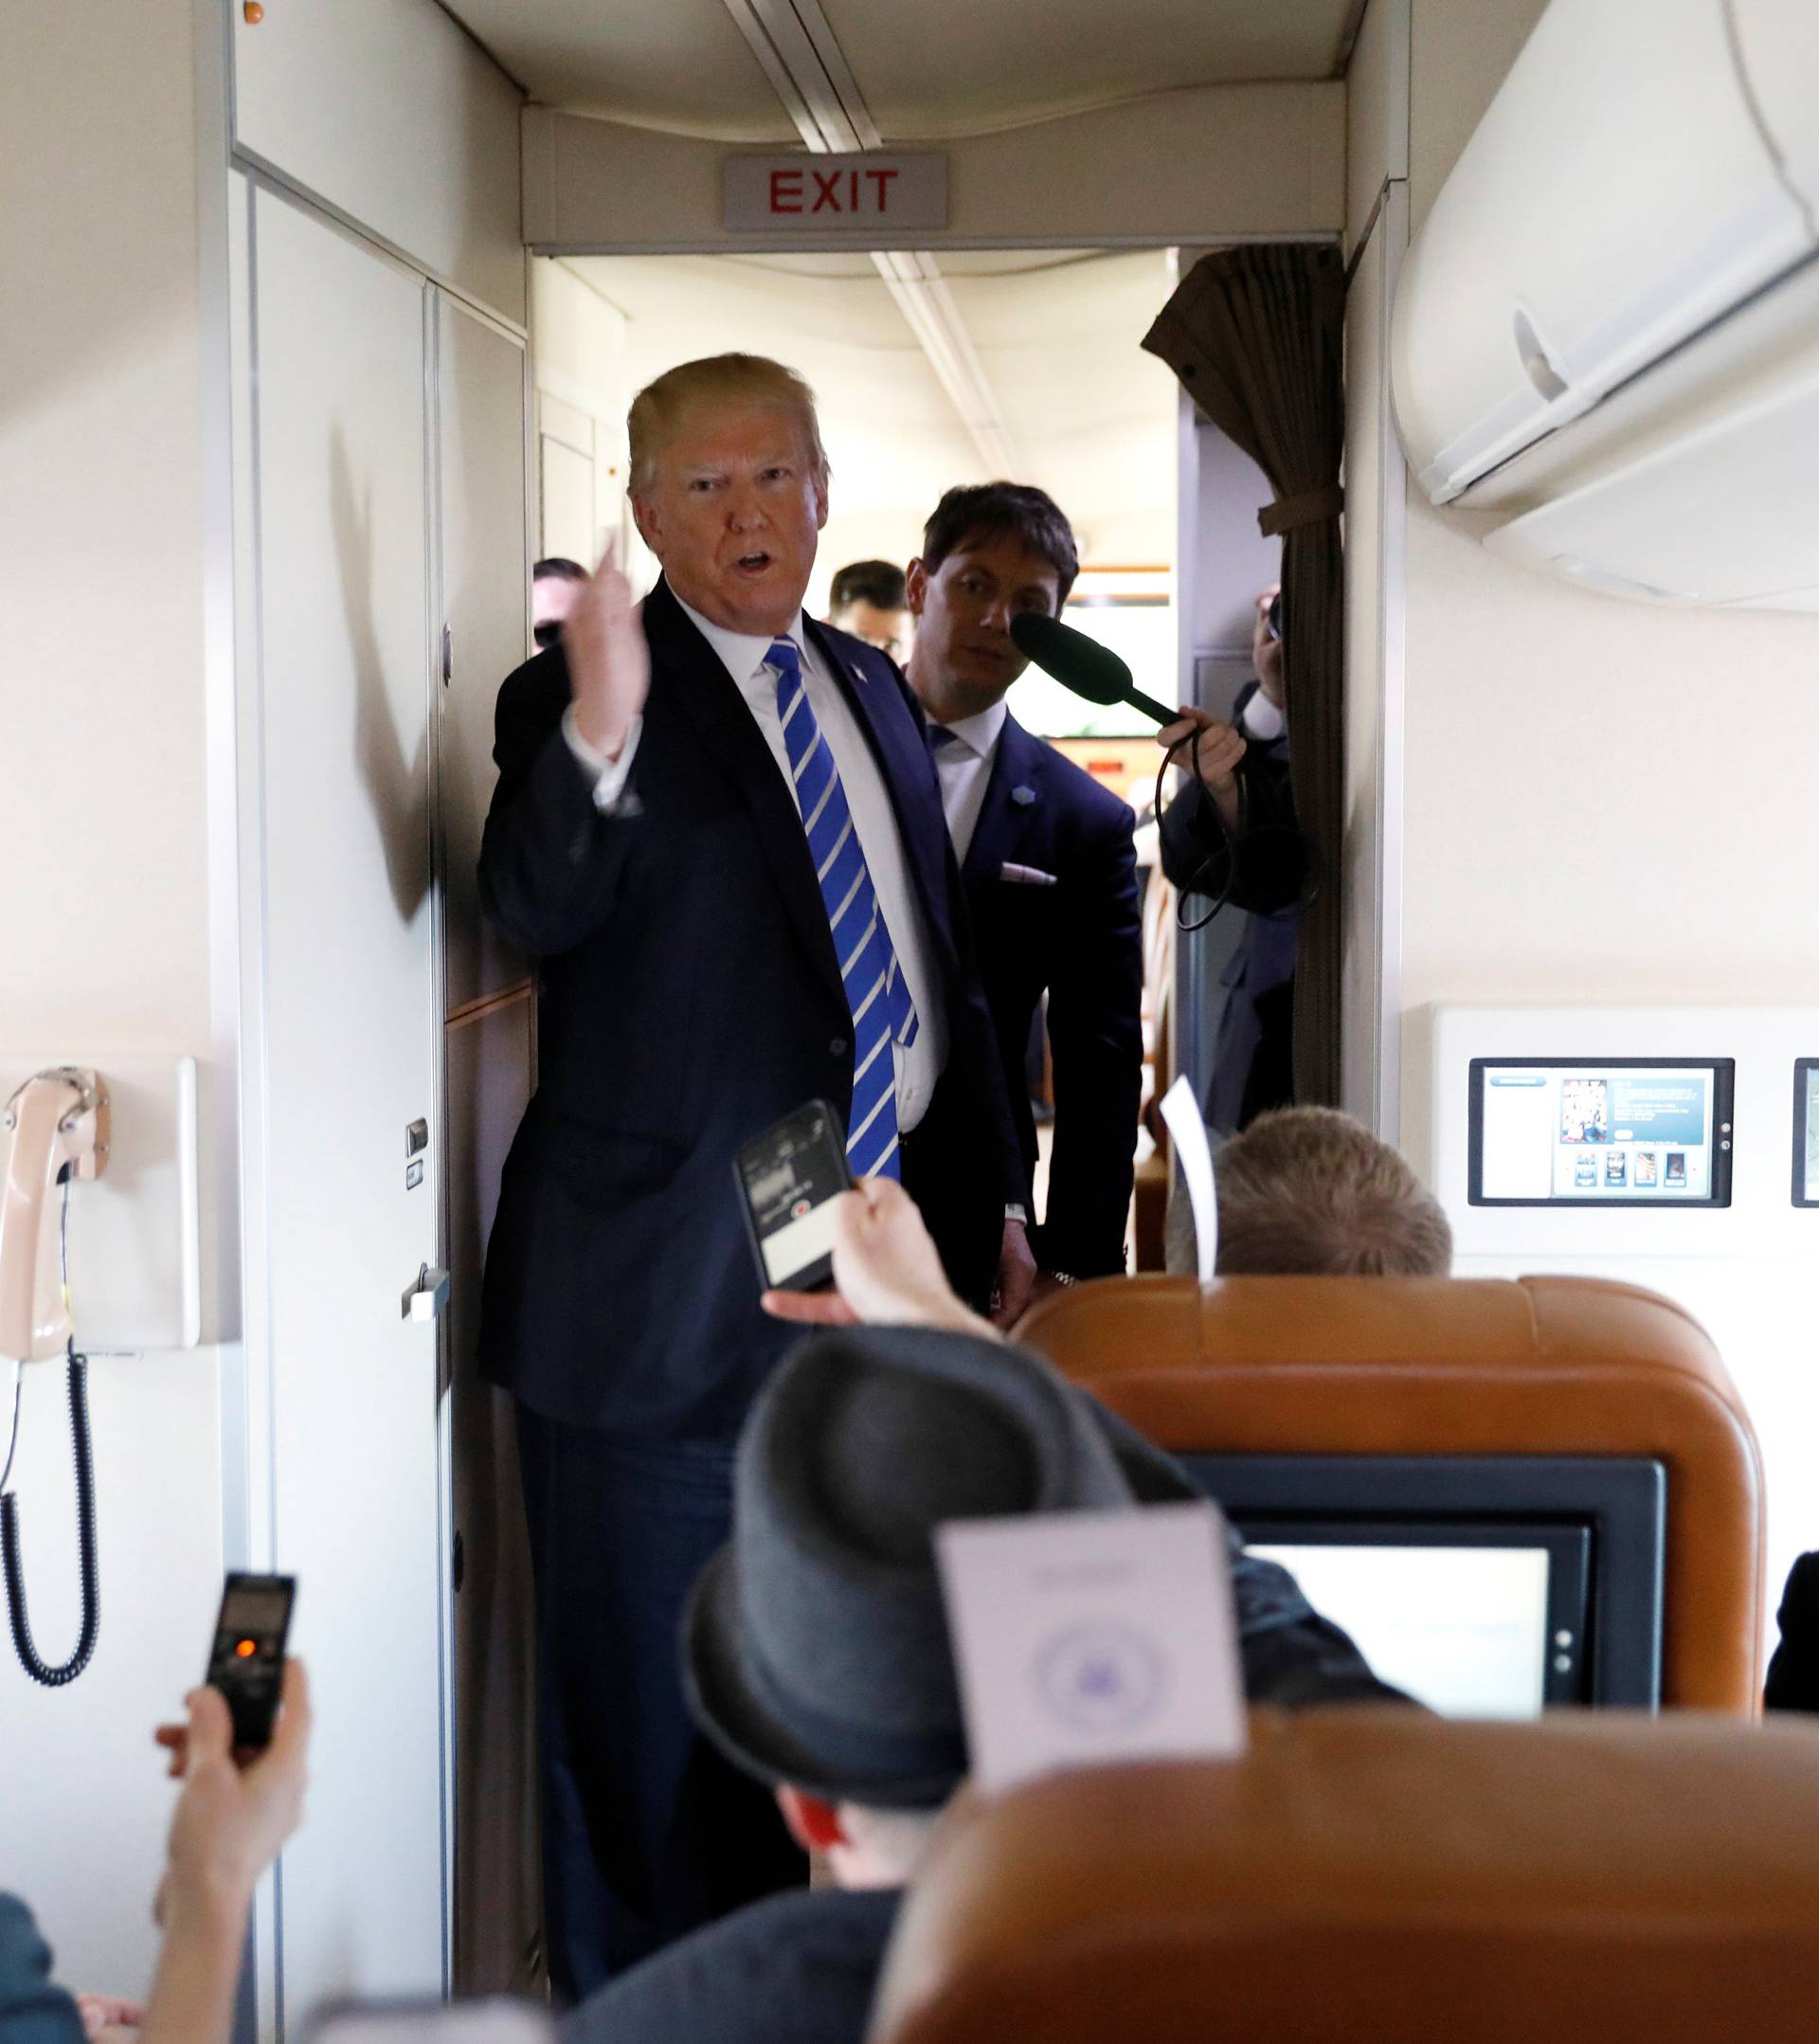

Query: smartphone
[
  {"left": 205, "top": 1571, "right": 296, "bottom": 1750},
  {"left": 734, "top": 1100, "right": 854, "bottom": 1293}
]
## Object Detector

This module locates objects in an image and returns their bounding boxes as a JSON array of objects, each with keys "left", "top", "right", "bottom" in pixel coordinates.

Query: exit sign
[{"left": 724, "top": 153, "right": 948, "bottom": 233}]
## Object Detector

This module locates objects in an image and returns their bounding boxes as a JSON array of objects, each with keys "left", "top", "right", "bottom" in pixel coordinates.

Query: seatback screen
[
  {"left": 1245, "top": 1540, "right": 1556, "bottom": 1718},
  {"left": 1468, "top": 1058, "right": 1733, "bottom": 1206},
  {"left": 1795, "top": 1059, "right": 1819, "bottom": 1207}
]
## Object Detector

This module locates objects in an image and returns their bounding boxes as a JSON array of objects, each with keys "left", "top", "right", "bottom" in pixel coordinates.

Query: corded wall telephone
[{"left": 0, "top": 1067, "right": 109, "bottom": 1686}]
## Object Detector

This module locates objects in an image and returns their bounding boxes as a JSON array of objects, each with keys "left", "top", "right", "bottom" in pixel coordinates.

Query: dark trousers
[{"left": 515, "top": 1409, "right": 806, "bottom": 2002}]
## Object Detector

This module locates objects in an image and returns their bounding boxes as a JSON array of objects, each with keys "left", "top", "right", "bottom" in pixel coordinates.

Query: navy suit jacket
[
  {"left": 477, "top": 579, "right": 1021, "bottom": 1439},
  {"left": 959, "top": 714, "right": 1142, "bottom": 1278}
]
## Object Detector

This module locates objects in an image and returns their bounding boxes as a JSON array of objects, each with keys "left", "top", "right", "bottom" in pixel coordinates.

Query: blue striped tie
[{"left": 770, "top": 639, "right": 918, "bottom": 1181}]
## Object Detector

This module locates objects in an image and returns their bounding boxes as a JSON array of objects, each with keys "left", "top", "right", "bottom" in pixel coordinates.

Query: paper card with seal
[{"left": 934, "top": 1499, "right": 1247, "bottom": 1795}]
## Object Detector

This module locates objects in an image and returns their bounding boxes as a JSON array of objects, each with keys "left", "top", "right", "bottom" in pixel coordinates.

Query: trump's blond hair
[{"left": 626, "top": 353, "right": 829, "bottom": 496}]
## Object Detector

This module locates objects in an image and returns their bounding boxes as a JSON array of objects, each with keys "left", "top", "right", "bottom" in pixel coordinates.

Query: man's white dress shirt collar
[
  {"left": 926, "top": 696, "right": 1010, "bottom": 864},
  {"left": 675, "top": 594, "right": 808, "bottom": 694},
  {"left": 928, "top": 696, "right": 1009, "bottom": 763}
]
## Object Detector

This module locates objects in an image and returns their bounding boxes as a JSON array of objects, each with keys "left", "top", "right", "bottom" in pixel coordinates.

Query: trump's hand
[
  {"left": 1156, "top": 706, "right": 1245, "bottom": 832},
  {"left": 567, "top": 539, "right": 650, "bottom": 760},
  {"left": 763, "top": 1178, "right": 996, "bottom": 1337}
]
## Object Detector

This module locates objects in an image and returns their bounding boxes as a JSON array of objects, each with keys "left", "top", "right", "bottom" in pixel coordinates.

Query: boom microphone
[{"left": 1008, "top": 613, "right": 1176, "bottom": 725}]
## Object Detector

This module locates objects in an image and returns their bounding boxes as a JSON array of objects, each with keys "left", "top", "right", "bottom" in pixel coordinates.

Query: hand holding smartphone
[{"left": 735, "top": 1101, "right": 854, "bottom": 1293}]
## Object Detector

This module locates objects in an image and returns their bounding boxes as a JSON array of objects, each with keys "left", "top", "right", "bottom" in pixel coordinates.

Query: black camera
[{"left": 1267, "top": 590, "right": 1283, "bottom": 642}]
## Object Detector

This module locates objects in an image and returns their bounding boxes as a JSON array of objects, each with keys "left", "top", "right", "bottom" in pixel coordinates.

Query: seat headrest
[
  {"left": 870, "top": 1708, "right": 1819, "bottom": 2044},
  {"left": 1014, "top": 1275, "right": 1763, "bottom": 1712}
]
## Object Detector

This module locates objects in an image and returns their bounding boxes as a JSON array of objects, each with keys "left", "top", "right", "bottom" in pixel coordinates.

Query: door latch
[{"left": 401, "top": 1263, "right": 450, "bottom": 1322}]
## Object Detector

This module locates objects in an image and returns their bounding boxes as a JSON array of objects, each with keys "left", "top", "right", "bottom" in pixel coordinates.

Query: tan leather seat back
[
  {"left": 870, "top": 1710, "right": 1819, "bottom": 2044},
  {"left": 1015, "top": 1274, "right": 1763, "bottom": 1710}
]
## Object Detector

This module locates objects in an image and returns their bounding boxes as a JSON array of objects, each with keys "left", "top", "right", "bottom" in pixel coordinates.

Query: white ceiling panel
[
  {"left": 446, "top": 0, "right": 1358, "bottom": 137},
  {"left": 446, "top": 0, "right": 799, "bottom": 139},
  {"left": 824, "top": 0, "right": 1360, "bottom": 139},
  {"left": 562, "top": 252, "right": 981, "bottom": 568},
  {"left": 557, "top": 246, "right": 1178, "bottom": 572}
]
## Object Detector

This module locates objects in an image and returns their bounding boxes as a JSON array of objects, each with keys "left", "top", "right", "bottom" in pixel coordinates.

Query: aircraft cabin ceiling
[
  {"left": 564, "top": 247, "right": 1182, "bottom": 567},
  {"left": 443, "top": 0, "right": 1364, "bottom": 140}
]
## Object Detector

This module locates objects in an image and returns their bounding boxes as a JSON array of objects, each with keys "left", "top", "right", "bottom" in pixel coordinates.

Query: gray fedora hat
[{"left": 681, "top": 1323, "right": 1201, "bottom": 1810}]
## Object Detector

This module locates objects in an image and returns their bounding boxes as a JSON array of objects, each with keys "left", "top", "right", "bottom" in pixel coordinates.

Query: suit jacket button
[{"left": 830, "top": 1036, "right": 848, "bottom": 1058}]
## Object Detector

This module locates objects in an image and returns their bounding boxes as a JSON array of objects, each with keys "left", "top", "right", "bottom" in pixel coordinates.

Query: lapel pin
[
  {"left": 1011, "top": 785, "right": 1036, "bottom": 806},
  {"left": 850, "top": 663, "right": 867, "bottom": 685}
]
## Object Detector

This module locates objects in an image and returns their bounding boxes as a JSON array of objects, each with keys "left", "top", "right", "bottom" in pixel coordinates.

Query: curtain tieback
[{"left": 1258, "top": 484, "right": 1344, "bottom": 537}]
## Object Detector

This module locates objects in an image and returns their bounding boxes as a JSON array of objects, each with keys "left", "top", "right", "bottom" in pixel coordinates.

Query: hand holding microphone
[
  {"left": 1006, "top": 611, "right": 1244, "bottom": 819},
  {"left": 567, "top": 538, "right": 650, "bottom": 762}
]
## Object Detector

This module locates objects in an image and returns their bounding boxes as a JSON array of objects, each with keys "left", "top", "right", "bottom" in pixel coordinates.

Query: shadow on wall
[{"left": 330, "top": 427, "right": 430, "bottom": 924}]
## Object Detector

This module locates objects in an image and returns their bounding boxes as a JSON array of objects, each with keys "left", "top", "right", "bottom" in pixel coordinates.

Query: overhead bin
[{"left": 1390, "top": 0, "right": 1819, "bottom": 611}]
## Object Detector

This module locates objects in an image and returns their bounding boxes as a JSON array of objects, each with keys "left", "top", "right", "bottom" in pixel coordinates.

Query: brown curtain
[{"left": 1142, "top": 244, "right": 1347, "bottom": 1108}]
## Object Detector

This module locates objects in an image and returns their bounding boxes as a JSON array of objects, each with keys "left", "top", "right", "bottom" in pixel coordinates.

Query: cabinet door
[
  {"left": 439, "top": 296, "right": 530, "bottom": 1014},
  {"left": 434, "top": 290, "right": 539, "bottom": 1992},
  {"left": 251, "top": 182, "right": 445, "bottom": 2011}
]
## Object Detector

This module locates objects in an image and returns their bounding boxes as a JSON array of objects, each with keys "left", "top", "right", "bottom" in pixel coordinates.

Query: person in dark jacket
[
  {"left": 1765, "top": 1552, "right": 1819, "bottom": 1713},
  {"left": 1157, "top": 584, "right": 1307, "bottom": 1131},
  {"left": 565, "top": 1178, "right": 1407, "bottom": 2044}
]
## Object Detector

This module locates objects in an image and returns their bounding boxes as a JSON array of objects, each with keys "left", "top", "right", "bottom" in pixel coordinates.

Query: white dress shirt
[
  {"left": 566, "top": 594, "right": 946, "bottom": 1134},
  {"left": 926, "top": 698, "right": 1009, "bottom": 866}
]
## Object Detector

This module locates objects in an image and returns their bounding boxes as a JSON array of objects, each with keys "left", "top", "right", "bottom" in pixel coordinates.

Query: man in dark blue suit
[
  {"left": 477, "top": 355, "right": 1030, "bottom": 1999},
  {"left": 903, "top": 484, "right": 1143, "bottom": 1287}
]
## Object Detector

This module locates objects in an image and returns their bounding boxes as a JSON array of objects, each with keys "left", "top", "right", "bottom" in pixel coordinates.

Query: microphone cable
[{"left": 1154, "top": 722, "right": 1325, "bottom": 935}]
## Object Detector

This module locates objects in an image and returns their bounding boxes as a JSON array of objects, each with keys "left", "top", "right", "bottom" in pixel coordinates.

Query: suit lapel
[
  {"left": 964, "top": 713, "right": 1043, "bottom": 892},
  {"left": 644, "top": 580, "right": 846, "bottom": 1007}
]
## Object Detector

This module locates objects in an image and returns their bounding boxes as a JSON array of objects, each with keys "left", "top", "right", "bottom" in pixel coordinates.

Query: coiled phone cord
[
  {"left": 0, "top": 1175, "right": 101, "bottom": 1686},
  {"left": 0, "top": 1348, "right": 99, "bottom": 1686}
]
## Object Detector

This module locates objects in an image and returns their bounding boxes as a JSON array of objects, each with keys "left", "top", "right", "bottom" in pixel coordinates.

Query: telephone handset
[{"left": 0, "top": 1067, "right": 109, "bottom": 1686}]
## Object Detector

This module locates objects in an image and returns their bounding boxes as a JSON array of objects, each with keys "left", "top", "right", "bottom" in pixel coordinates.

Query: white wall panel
[
  {"left": 250, "top": 183, "right": 445, "bottom": 2014},
  {"left": 1341, "top": 187, "right": 1408, "bottom": 1134},
  {"left": 1345, "top": 0, "right": 1409, "bottom": 255},
  {"left": 0, "top": 0, "right": 223, "bottom": 1999},
  {"left": 234, "top": 0, "right": 525, "bottom": 324},
  {"left": 439, "top": 297, "right": 530, "bottom": 1013}
]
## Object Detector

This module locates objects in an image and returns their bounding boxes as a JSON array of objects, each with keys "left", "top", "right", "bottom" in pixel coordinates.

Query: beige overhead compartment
[{"left": 1390, "top": 0, "right": 1819, "bottom": 610}]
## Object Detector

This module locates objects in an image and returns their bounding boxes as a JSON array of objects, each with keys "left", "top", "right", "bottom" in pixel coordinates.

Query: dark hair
[
  {"left": 1216, "top": 1107, "right": 1453, "bottom": 1277},
  {"left": 829, "top": 560, "right": 908, "bottom": 613},
  {"left": 533, "top": 556, "right": 587, "bottom": 583},
  {"left": 918, "top": 483, "right": 1079, "bottom": 608}
]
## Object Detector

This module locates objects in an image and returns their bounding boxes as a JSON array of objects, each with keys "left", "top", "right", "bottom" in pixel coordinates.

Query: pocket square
[{"left": 1000, "top": 861, "right": 1059, "bottom": 887}]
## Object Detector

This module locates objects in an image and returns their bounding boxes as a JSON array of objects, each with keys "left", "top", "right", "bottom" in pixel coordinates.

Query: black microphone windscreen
[{"left": 1008, "top": 612, "right": 1133, "bottom": 707}]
